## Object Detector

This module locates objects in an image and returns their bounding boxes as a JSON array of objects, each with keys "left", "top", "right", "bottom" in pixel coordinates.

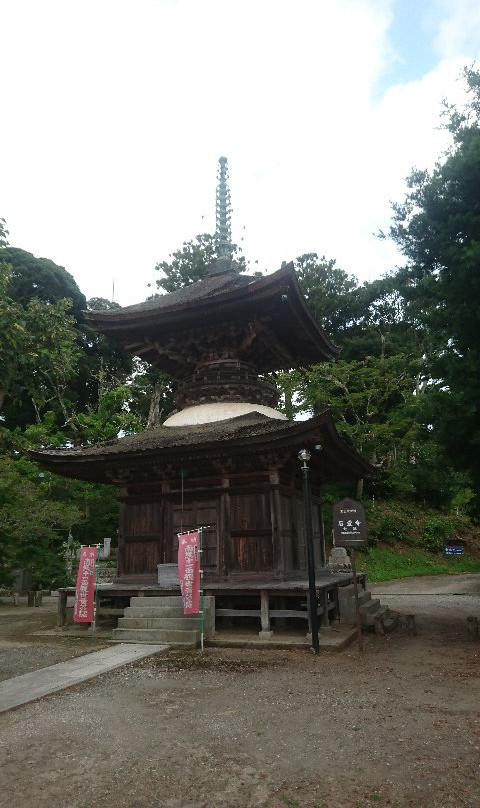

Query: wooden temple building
[{"left": 32, "top": 159, "right": 372, "bottom": 637}]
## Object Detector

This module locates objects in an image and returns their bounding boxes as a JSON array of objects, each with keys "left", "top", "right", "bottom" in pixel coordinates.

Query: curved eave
[
  {"left": 83, "top": 264, "right": 339, "bottom": 373},
  {"left": 29, "top": 412, "right": 373, "bottom": 485}
]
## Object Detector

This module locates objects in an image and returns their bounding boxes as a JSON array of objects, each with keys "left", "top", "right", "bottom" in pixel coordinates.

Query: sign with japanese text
[
  {"left": 332, "top": 498, "right": 367, "bottom": 547},
  {"left": 178, "top": 530, "right": 200, "bottom": 614},
  {"left": 444, "top": 542, "right": 464, "bottom": 556},
  {"left": 73, "top": 546, "right": 98, "bottom": 623}
]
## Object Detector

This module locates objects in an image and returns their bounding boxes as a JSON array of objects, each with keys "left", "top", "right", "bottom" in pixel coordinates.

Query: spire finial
[{"left": 211, "top": 156, "right": 234, "bottom": 274}]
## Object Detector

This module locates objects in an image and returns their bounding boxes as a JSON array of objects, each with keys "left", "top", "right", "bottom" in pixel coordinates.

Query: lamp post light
[{"left": 298, "top": 448, "right": 319, "bottom": 654}]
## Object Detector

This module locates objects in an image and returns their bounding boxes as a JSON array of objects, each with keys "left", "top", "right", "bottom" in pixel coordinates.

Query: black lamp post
[{"left": 298, "top": 448, "right": 319, "bottom": 654}]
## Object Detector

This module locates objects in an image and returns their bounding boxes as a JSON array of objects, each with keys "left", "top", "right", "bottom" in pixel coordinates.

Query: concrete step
[
  {"left": 360, "top": 598, "right": 381, "bottom": 616},
  {"left": 124, "top": 606, "right": 186, "bottom": 618},
  {"left": 118, "top": 617, "right": 201, "bottom": 630},
  {"left": 111, "top": 627, "right": 200, "bottom": 646},
  {"left": 363, "top": 605, "right": 389, "bottom": 627},
  {"left": 129, "top": 596, "right": 183, "bottom": 608},
  {"left": 338, "top": 584, "right": 371, "bottom": 605},
  {"left": 109, "top": 639, "right": 197, "bottom": 648}
]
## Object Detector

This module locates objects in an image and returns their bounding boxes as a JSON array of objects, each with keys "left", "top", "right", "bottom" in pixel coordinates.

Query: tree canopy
[
  {"left": 0, "top": 246, "right": 87, "bottom": 316},
  {"left": 154, "top": 232, "right": 248, "bottom": 293},
  {"left": 388, "top": 66, "right": 480, "bottom": 513}
]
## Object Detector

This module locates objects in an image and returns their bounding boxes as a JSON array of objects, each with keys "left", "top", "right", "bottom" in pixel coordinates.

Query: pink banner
[
  {"left": 178, "top": 530, "right": 200, "bottom": 614},
  {"left": 73, "top": 546, "right": 98, "bottom": 623}
]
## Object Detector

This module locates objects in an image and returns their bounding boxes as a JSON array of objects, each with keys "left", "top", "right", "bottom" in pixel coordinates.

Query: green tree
[
  {"left": 0, "top": 456, "right": 80, "bottom": 588},
  {"left": 1, "top": 246, "right": 86, "bottom": 316},
  {"left": 388, "top": 66, "right": 480, "bottom": 512},
  {"left": 87, "top": 297, "right": 121, "bottom": 312},
  {"left": 155, "top": 232, "right": 247, "bottom": 293},
  {"left": 0, "top": 218, "right": 8, "bottom": 248},
  {"left": 0, "top": 246, "right": 134, "bottom": 433},
  {"left": 294, "top": 253, "right": 360, "bottom": 343},
  {"left": 274, "top": 253, "right": 446, "bottom": 502},
  {"left": 0, "top": 263, "right": 81, "bottom": 422}
]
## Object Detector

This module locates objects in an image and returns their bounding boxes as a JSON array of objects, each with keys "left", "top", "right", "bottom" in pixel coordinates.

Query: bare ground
[{"left": 0, "top": 589, "right": 479, "bottom": 808}]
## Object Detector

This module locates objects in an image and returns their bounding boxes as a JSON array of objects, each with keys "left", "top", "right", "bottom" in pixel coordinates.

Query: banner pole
[
  {"left": 199, "top": 527, "right": 204, "bottom": 652},
  {"left": 351, "top": 548, "right": 364, "bottom": 653},
  {"left": 91, "top": 544, "right": 100, "bottom": 638}
]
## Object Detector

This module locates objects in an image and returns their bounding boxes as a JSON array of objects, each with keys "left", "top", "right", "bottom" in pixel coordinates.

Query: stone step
[
  {"left": 359, "top": 598, "right": 381, "bottom": 615},
  {"left": 124, "top": 606, "right": 187, "bottom": 618},
  {"left": 111, "top": 627, "right": 200, "bottom": 646},
  {"left": 363, "top": 605, "right": 389, "bottom": 626},
  {"left": 109, "top": 639, "right": 196, "bottom": 648},
  {"left": 129, "top": 596, "right": 183, "bottom": 608},
  {"left": 338, "top": 584, "right": 371, "bottom": 605},
  {"left": 118, "top": 616, "right": 201, "bottom": 630}
]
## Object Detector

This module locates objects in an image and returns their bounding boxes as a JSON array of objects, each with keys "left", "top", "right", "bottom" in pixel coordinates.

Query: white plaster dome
[{"left": 163, "top": 402, "right": 288, "bottom": 427}]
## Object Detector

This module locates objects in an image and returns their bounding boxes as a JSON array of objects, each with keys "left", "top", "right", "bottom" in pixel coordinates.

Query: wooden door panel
[
  {"left": 230, "top": 494, "right": 270, "bottom": 531},
  {"left": 172, "top": 500, "right": 218, "bottom": 571},
  {"left": 231, "top": 533, "right": 273, "bottom": 572},
  {"left": 124, "top": 539, "right": 162, "bottom": 575}
]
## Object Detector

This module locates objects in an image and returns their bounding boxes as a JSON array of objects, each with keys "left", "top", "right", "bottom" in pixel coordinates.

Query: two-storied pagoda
[{"left": 32, "top": 158, "right": 371, "bottom": 597}]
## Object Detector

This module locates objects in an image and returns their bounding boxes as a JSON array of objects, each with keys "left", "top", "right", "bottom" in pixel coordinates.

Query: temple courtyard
[{"left": 0, "top": 575, "right": 479, "bottom": 808}]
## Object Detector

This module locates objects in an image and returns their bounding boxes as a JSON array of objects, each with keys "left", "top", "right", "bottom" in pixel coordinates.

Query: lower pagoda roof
[{"left": 29, "top": 411, "right": 373, "bottom": 485}]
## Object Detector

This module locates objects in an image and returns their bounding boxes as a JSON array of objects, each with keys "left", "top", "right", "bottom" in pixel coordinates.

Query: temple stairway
[
  {"left": 111, "top": 595, "right": 213, "bottom": 648},
  {"left": 338, "top": 584, "right": 399, "bottom": 633}
]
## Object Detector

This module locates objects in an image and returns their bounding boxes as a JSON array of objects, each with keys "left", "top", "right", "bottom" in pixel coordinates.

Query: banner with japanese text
[
  {"left": 73, "top": 546, "right": 98, "bottom": 623},
  {"left": 177, "top": 530, "right": 200, "bottom": 614}
]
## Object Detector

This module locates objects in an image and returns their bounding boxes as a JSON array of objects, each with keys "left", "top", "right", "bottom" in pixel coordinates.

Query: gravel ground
[
  {"left": 0, "top": 579, "right": 479, "bottom": 808},
  {"left": 0, "top": 600, "right": 108, "bottom": 682}
]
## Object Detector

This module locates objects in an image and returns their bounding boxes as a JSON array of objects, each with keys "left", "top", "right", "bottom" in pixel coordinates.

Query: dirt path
[{"left": 0, "top": 582, "right": 479, "bottom": 808}]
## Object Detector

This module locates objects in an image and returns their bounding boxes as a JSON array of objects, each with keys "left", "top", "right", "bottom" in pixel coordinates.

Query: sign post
[
  {"left": 332, "top": 498, "right": 368, "bottom": 652},
  {"left": 298, "top": 449, "right": 319, "bottom": 654}
]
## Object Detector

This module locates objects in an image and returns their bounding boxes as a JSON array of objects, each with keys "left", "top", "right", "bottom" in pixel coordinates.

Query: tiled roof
[
  {"left": 29, "top": 412, "right": 374, "bottom": 485},
  {"left": 30, "top": 413, "right": 297, "bottom": 458},
  {"left": 83, "top": 270, "right": 251, "bottom": 320}
]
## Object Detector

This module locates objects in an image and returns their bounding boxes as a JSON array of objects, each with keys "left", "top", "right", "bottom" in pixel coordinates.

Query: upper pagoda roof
[
  {"left": 83, "top": 264, "right": 340, "bottom": 377},
  {"left": 29, "top": 411, "right": 373, "bottom": 486}
]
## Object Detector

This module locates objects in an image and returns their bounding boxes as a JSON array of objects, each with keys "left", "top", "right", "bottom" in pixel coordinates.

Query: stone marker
[{"left": 327, "top": 546, "right": 352, "bottom": 572}]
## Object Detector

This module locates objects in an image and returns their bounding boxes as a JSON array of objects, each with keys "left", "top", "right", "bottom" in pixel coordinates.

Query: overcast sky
[{"left": 1, "top": 0, "right": 480, "bottom": 306}]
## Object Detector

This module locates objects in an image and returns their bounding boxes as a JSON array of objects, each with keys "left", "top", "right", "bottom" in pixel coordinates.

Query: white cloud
[
  {"left": 0, "top": 0, "right": 478, "bottom": 305},
  {"left": 434, "top": 0, "right": 480, "bottom": 59}
]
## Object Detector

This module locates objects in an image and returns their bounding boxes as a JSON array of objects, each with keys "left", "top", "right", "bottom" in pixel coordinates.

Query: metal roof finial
[{"left": 211, "top": 156, "right": 234, "bottom": 274}]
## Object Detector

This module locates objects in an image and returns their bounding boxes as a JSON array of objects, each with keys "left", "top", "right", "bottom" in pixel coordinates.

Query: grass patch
[
  {"left": 356, "top": 545, "right": 480, "bottom": 582},
  {"left": 281, "top": 796, "right": 300, "bottom": 808}
]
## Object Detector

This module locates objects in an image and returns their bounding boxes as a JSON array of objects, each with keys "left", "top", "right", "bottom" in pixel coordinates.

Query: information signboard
[
  {"left": 332, "top": 498, "right": 367, "bottom": 547},
  {"left": 443, "top": 543, "right": 464, "bottom": 556}
]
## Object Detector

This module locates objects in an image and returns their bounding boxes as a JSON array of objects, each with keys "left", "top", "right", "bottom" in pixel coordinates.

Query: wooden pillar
[
  {"left": 57, "top": 590, "right": 68, "bottom": 629},
  {"left": 320, "top": 588, "right": 330, "bottom": 629},
  {"left": 220, "top": 476, "right": 230, "bottom": 576},
  {"left": 259, "top": 589, "right": 273, "bottom": 638},
  {"left": 117, "top": 494, "right": 127, "bottom": 578},
  {"left": 306, "top": 590, "right": 312, "bottom": 636},
  {"left": 270, "top": 470, "right": 285, "bottom": 576}
]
